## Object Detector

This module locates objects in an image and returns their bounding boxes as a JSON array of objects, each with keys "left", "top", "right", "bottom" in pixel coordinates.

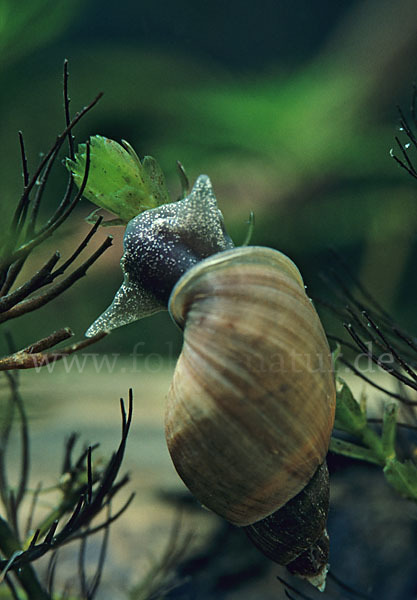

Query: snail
[{"left": 86, "top": 175, "right": 336, "bottom": 590}]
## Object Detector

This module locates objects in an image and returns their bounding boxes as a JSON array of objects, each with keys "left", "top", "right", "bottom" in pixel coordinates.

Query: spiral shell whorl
[{"left": 165, "top": 246, "right": 335, "bottom": 526}]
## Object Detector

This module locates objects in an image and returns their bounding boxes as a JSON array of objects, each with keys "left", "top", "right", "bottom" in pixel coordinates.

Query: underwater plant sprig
[
  {"left": 0, "top": 373, "right": 133, "bottom": 598},
  {"left": 390, "top": 84, "right": 417, "bottom": 181},
  {"left": 0, "top": 77, "right": 103, "bottom": 272},
  {"left": 317, "top": 243, "right": 417, "bottom": 500},
  {"left": 66, "top": 135, "right": 171, "bottom": 225},
  {"left": 330, "top": 366, "right": 417, "bottom": 502},
  {"left": 325, "top": 255, "right": 417, "bottom": 502},
  {"left": 0, "top": 61, "right": 114, "bottom": 371}
]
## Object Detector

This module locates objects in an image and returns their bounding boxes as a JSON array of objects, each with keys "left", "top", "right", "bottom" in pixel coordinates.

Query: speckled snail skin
[{"left": 86, "top": 175, "right": 336, "bottom": 590}]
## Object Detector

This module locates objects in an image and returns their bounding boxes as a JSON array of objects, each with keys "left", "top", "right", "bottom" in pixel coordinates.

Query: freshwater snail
[{"left": 86, "top": 174, "right": 336, "bottom": 590}]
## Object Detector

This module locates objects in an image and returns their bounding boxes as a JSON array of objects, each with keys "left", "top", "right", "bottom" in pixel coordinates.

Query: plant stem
[{"left": 0, "top": 516, "right": 50, "bottom": 599}]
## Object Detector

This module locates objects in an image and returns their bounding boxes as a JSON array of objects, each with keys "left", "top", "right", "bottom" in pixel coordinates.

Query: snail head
[{"left": 85, "top": 175, "right": 233, "bottom": 337}]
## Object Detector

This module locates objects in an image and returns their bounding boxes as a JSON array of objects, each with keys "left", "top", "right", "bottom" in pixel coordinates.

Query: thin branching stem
[
  {"left": 63, "top": 60, "right": 75, "bottom": 161},
  {"left": 393, "top": 135, "right": 417, "bottom": 179},
  {"left": 69, "top": 493, "right": 134, "bottom": 542},
  {"left": 50, "top": 216, "right": 104, "bottom": 279},
  {"left": 78, "top": 534, "right": 88, "bottom": 597},
  {"left": 0, "top": 331, "right": 107, "bottom": 371},
  {"left": 5, "top": 573, "right": 20, "bottom": 600},
  {"left": 2, "top": 139, "right": 94, "bottom": 271},
  {"left": 28, "top": 144, "right": 62, "bottom": 237},
  {"left": 61, "top": 434, "right": 79, "bottom": 478},
  {"left": 87, "top": 511, "right": 111, "bottom": 599},
  {"left": 46, "top": 550, "right": 59, "bottom": 597},
  {"left": 328, "top": 248, "right": 393, "bottom": 321},
  {"left": 344, "top": 324, "right": 417, "bottom": 393},
  {"left": 23, "top": 328, "right": 74, "bottom": 354},
  {"left": 397, "top": 105, "right": 417, "bottom": 148},
  {"left": 13, "top": 377, "right": 29, "bottom": 520},
  {"left": 0, "top": 216, "right": 105, "bottom": 317},
  {"left": 19, "top": 131, "right": 29, "bottom": 187},
  {"left": 0, "top": 371, "right": 30, "bottom": 535},
  {"left": 13, "top": 131, "right": 30, "bottom": 234},
  {"left": 0, "top": 374, "right": 16, "bottom": 512},
  {"left": 0, "top": 92, "right": 102, "bottom": 277},
  {"left": 0, "top": 252, "right": 61, "bottom": 313},
  {"left": 0, "top": 392, "right": 133, "bottom": 578},
  {"left": 25, "top": 482, "right": 42, "bottom": 540},
  {"left": 363, "top": 310, "right": 417, "bottom": 382},
  {"left": 391, "top": 150, "right": 417, "bottom": 179},
  {"left": 339, "top": 356, "right": 415, "bottom": 405},
  {"left": 0, "top": 257, "right": 28, "bottom": 298},
  {"left": 393, "top": 326, "right": 417, "bottom": 353},
  {"left": 0, "top": 235, "right": 112, "bottom": 325}
]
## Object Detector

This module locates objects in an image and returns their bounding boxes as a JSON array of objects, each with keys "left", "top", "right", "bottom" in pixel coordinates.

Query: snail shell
[
  {"left": 165, "top": 246, "right": 335, "bottom": 589},
  {"left": 166, "top": 246, "right": 335, "bottom": 525},
  {"left": 245, "top": 460, "right": 330, "bottom": 587}
]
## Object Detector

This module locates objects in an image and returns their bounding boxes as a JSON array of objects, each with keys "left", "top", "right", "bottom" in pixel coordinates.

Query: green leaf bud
[{"left": 66, "top": 135, "right": 170, "bottom": 223}]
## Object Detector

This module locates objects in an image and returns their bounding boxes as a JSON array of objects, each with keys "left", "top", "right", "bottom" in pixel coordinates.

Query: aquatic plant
[
  {"left": 66, "top": 136, "right": 170, "bottom": 226},
  {"left": 326, "top": 88, "right": 417, "bottom": 498},
  {"left": 0, "top": 62, "right": 134, "bottom": 600},
  {"left": 0, "top": 61, "right": 111, "bottom": 372}
]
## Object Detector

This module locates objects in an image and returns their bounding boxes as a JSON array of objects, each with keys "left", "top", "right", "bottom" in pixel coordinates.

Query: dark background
[{"left": 1, "top": 0, "right": 417, "bottom": 353}]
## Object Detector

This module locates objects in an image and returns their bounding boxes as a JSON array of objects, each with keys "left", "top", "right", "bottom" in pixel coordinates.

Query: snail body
[
  {"left": 86, "top": 175, "right": 233, "bottom": 336},
  {"left": 86, "top": 175, "right": 336, "bottom": 590}
]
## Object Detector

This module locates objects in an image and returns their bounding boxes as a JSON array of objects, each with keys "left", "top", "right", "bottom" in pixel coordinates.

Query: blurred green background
[{"left": 1, "top": 0, "right": 417, "bottom": 356}]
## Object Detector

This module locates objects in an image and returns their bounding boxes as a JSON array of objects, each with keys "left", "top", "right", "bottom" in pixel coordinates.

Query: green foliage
[
  {"left": 333, "top": 378, "right": 367, "bottom": 436},
  {"left": 330, "top": 350, "right": 417, "bottom": 502},
  {"left": 66, "top": 136, "right": 171, "bottom": 225},
  {"left": 383, "top": 458, "right": 417, "bottom": 500}
]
